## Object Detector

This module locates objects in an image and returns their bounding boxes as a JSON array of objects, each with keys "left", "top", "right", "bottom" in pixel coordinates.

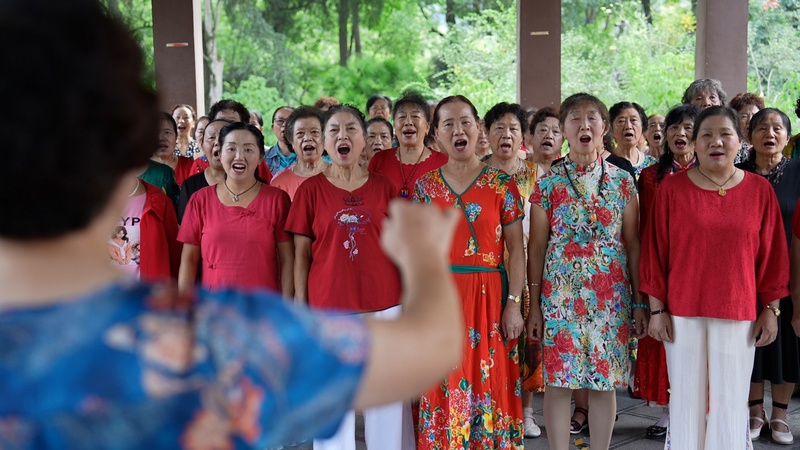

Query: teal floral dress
[{"left": 530, "top": 156, "right": 637, "bottom": 390}]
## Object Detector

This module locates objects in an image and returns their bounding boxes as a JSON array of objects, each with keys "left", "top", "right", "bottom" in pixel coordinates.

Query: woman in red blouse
[
  {"left": 640, "top": 106, "right": 789, "bottom": 450},
  {"left": 634, "top": 104, "right": 698, "bottom": 439},
  {"left": 285, "top": 104, "right": 411, "bottom": 450},
  {"left": 178, "top": 122, "right": 293, "bottom": 297},
  {"left": 368, "top": 92, "right": 448, "bottom": 199}
]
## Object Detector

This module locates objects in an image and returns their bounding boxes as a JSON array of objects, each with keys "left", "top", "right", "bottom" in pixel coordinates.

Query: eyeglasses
[{"left": 647, "top": 123, "right": 665, "bottom": 131}]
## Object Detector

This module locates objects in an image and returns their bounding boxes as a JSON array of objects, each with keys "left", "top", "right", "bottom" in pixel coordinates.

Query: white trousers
[
  {"left": 313, "top": 305, "right": 415, "bottom": 450},
  {"left": 664, "top": 316, "right": 755, "bottom": 450}
]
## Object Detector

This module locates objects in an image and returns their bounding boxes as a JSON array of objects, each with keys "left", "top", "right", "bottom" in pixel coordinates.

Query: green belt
[{"left": 450, "top": 262, "right": 509, "bottom": 307}]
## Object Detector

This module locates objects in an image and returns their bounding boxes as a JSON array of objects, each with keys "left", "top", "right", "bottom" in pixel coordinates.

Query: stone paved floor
[{"left": 282, "top": 386, "right": 800, "bottom": 449}]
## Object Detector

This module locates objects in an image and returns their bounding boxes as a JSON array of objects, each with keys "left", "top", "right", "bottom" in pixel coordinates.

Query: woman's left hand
[
  {"left": 633, "top": 307, "right": 649, "bottom": 339},
  {"left": 753, "top": 308, "right": 779, "bottom": 347},
  {"left": 502, "top": 304, "right": 525, "bottom": 340}
]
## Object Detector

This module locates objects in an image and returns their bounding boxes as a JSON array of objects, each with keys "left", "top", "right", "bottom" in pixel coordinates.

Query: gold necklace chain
[{"left": 696, "top": 166, "right": 737, "bottom": 197}]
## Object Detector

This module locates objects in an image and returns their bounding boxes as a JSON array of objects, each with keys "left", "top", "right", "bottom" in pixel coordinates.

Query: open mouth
[
  {"left": 709, "top": 151, "right": 725, "bottom": 158},
  {"left": 337, "top": 143, "right": 351, "bottom": 156},
  {"left": 500, "top": 142, "right": 513, "bottom": 152},
  {"left": 231, "top": 163, "right": 246, "bottom": 174},
  {"left": 653, "top": 133, "right": 663, "bottom": 143},
  {"left": 454, "top": 139, "right": 468, "bottom": 151},
  {"left": 371, "top": 142, "right": 384, "bottom": 151},
  {"left": 402, "top": 128, "right": 417, "bottom": 139},
  {"left": 764, "top": 139, "right": 777, "bottom": 150},
  {"left": 302, "top": 144, "right": 316, "bottom": 155},
  {"left": 674, "top": 138, "right": 687, "bottom": 150},
  {"left": 623, "top": 131, "right": 635, "bottom": 140},
  {"left": 579, "top": 135, "right": 592, "bottom": 144}
]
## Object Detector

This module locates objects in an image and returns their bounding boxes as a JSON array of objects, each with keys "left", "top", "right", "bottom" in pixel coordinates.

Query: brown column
[
  {"left": 695, "top": 0, "right": 748, "bottom": 99},
  {"left": 517, "top": 1, "right": 561, "bottom": 109},
  {"left": 152, "top": 0, "right": 205, "bottom": 114}
]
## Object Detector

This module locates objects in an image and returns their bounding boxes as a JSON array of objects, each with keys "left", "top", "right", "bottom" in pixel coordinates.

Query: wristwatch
[
  {"left": 507, "top": 294, "right": 521, "bottom": 304},
  {"left": 766, "top": 304, "right": 781, "bottom": 317}
]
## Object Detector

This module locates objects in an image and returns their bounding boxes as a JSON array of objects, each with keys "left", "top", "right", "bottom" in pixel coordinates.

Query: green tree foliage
[
  {"left": 747, "top": 0, "right": 800, "bottom": 125},
  {"left": 109, "top": 0, "right": 800, "bottom": 130}
]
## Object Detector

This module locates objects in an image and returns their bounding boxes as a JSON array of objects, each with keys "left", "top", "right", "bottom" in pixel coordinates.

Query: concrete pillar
[
  {"left": 695, "top": 0, "right": 749, "bottom": 99},
  {"left": 517, "top": 1, "right": 561, "bottom": 109},
  {"left": 152, "top": 0, "right": 205, "bottom": 114}
]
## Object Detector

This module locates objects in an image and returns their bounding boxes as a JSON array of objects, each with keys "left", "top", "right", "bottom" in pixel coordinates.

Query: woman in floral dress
[
  {"left": 527, "top": 93, "right": 648, "bottom": 450},
  {"left": 414, "top": 95, "right": 526, "bottom": 450},
  {"left": 482, "top": 101, "right": 544, "bottom": 438}
]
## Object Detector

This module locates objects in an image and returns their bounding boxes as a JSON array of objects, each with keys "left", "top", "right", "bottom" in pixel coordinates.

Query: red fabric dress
[
  {"left": 285, "top": 173, "right": 401, "bottom": 312},
  {"left": 139, "top": 181, "right": 182, "bottom": 282},
  {"left": 178, "top": 184, "right": 291, "bottom": 291},
  {"left": 368, "top": 147, "right": 448, "bottom": 199},
  {"left": 413, "top": 166, "right": 525, "bottom": 450},
  {"left": 634, "top": 159, "right": 695, "bottom": 405},
  {"left": 173, "top": 156, "right": 195, "bottom": 187},
  {"left": 639, "top": 171, "right": 790, "bottom": 320}
]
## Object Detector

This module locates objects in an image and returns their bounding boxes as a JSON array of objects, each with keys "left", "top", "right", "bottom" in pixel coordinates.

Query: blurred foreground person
[{"left": 0, "top": 1, "right": 464, "bottom": 448}]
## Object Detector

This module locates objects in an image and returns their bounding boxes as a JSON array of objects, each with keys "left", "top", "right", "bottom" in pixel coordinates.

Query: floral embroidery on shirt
[{"left": 335, "top": 208, "right": 371, "bottom": 261}]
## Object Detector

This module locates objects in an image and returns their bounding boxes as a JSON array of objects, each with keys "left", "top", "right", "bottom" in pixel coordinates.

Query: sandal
[
  {"left": 749, "top": 399, "right": 767, "bottom": 442},
  {"left": 570, "top": 407, "right": 589, "bottom": 435},
  {"left": 771, "top": 401, "right": 794, "bottom": 445}
]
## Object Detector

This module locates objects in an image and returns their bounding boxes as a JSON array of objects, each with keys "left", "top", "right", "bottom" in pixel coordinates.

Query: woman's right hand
[{"left": 648, "top": 313, "right": 673, "bottom": 343}]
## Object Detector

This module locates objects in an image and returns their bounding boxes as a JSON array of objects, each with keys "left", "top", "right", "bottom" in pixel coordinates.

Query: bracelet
[
  {"left": 528, "top": 282, "right": 540, "bottom": 287},
  {"left": 632, "top": 303, "right": 650, "bottom": 310},
  {"left": 650, "top": 308, "right": 668, "bottom": 316}
]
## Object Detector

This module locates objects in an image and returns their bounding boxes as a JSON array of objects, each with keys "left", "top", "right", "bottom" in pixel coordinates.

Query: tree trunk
[
  {"left": 352, "top": 0, "right": 361, "bottom": 56},
  {"left": 446, "top": 0, "right": 455, "bottom": 26},
  {"left": 585, "top": 5, "right": 598, "bottom": 24},
  {"left": 641, "top": 0, "right": 652, "bottom": 25},
  {"left": 338, "top": 0, "right": 349, "bottom": 66},
  {"left": 203, "top": 0, "right": 224, "bottom": 110}
]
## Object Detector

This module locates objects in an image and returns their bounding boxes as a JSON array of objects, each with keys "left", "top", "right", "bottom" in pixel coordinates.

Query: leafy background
[{"left": 106, "top": 0, "right": 800, "bottom": 140}]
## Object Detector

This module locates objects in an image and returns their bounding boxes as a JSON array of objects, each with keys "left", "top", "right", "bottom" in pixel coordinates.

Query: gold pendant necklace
[{"left": 697, "top": 166, "right": 737, "bottom": 197}]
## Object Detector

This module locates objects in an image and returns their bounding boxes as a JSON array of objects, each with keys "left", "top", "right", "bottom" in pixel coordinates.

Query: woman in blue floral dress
[{"left": 526, "top": 93, "right": 648, "bottom": 450}]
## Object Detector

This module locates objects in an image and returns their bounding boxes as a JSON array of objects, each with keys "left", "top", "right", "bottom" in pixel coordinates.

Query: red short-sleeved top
[
  {"left": 792, "top": 196, "right": 800, "bottom": 239},
  {"left": 639, "top": 171, "right": 789, "bottom": 320},
  {"left": 368, "top": 147, "right": 448, "bottom": 198},
  {"left": 178, "top": 184, "right": 291, "bottom": 291},
  {"left": 285, "top": 173, "right": 401, "bottom": 312}
]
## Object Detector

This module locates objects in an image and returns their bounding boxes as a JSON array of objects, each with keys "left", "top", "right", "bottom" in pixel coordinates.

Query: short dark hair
[
  {"left": 432, "top": 95, "right": 479, "bottom": 129},
  {"left": 366, "top": 94, "right": 392, "bottom": 112},
  {"left": 795, "top": 96, "right": 800, "bottom": 120},
  {"left": 748, "top": 107, "right": 792, "bottom": 140},
  {"left": 0, "top": 0, "right": 158, "bottom": 239},
  {"left": 692, "top": 105, "right": 742, "bottom": 141},
  {"left": 366, "top": 117, "right": 394, "bottom": 138},
  {"left": 559, "top": 93, "right": 608, "bottom": 125},
  {"left": 322, "top": 104, "right": 367, "bottom": 134},
  {"left": 393, "top": 91, "right": 431, "bottom": 125},
  {"left": 218, "top": 122, "right": 266, "bottom": 157},
  {"left": 283, "top": 106, "right": 323, "bottom": 153},
  {"left": 271, "top": 106, "right": 295, "bottom": 124},
  {"left": 208, "top": 99, "right": 250, "bottom": 123},
  {"left": 656, "top": 104, "right": 699, "bottom": 182},
  {"left": 161, "top": 112, "right": 177, "bottom": 134},
  {"left": 249, "top": 109, "right": 264, "bottom": 127},
  {"left": 171, "top": 104, "right": 197, "bottom": 121},
  {"left": 728, "top": 92, "right": 765, "bottom": 113},
  {"left": 483, "top": 102, "right": 529, "bottom": 136},
  {"left": 529, "top": 107, "right": 559, "bottom": 135},
  {"left": 313, "top": 97, "right": 340, "bottom": 110},
  {"left": 609, "top": 101, "right": 648, "bottom": 130}
]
